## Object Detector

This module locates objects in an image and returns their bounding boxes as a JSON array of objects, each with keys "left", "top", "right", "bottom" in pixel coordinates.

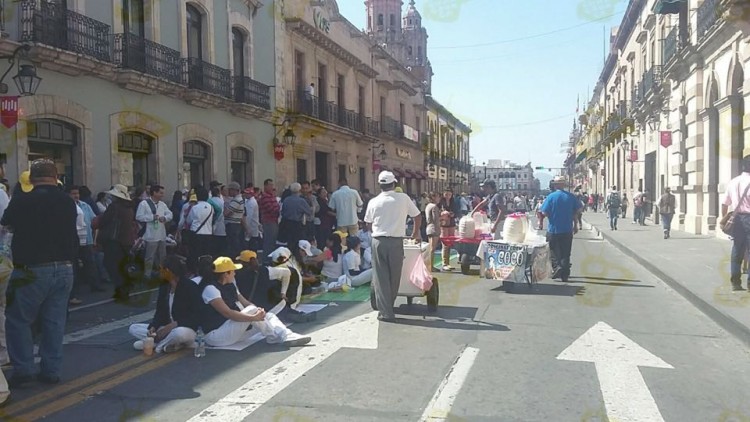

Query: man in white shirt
[
  {"left": 136, "top": 185, "right": 173, "bottom": 278},
  {"left": 329, "top": 178, "right": 364, "bottom": 236},
  {"left": 723, "top": 156, "right": 750, "bottom": 291},
  {"left": 243, "top": 187, "right": 261, "bottom": 251},
  {"left": 186, "top": 187, "right": 214, "bottom": 271},
  {"left": 364, "top": 171, "right": 421, "bottom": 322},
  {"left": 0, "top": 181, "right": 9, "bottom": 402}
]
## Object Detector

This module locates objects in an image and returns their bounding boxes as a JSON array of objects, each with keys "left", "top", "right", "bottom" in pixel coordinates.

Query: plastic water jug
[
  {"left": 502, "top": 213, "right": 528, "bottom": 244},
  {"left": 458, "top": 215, "right": 476, "bottom": 239}
]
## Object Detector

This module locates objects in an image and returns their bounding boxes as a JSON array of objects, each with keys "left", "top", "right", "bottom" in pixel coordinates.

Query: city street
[{"left": 1, "top": 224, "right": 749, "bottom": 422}]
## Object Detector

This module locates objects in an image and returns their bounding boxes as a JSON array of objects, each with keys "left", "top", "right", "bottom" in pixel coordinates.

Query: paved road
[{"left": 2, "top": 225, "right": 750, "bottom": 421}]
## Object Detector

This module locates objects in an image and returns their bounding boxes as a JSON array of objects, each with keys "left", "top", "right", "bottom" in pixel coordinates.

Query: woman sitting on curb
[
  {"left": 198, "top": 257, "right": 311, "bottom": 348},
  {"left": 129, "top": 255, "right": 201, "bottom": 353}
]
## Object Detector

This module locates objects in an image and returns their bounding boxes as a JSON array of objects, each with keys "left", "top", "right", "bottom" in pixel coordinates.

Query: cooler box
[{"left": 398, "top": 241, "right": 431, "bottom": 296}]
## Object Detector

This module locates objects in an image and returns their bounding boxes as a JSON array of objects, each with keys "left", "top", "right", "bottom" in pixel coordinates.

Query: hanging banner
[
  {"left": 0, "top": 96, "right": 19, "bottom": 129},
  {"left": 372, "top": 158, "right": 381, "bottom": 172},
  {"left": 273, "top": 144, "right": 285, "bottom": 161},
  {"left": 630, "top": 150, "right": 638, "bottom": 162},
  {"left": 660, "top": 131, "right": 672, "bottom": 148}
]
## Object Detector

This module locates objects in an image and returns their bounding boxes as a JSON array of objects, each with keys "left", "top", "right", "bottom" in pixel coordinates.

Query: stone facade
[
  {"left": 426, "top": 96, "right": 471, "bottom": 193},
  {"left": 572, "top": 0, "right": 749, "bottom": 237},
  {"left": 0, "top": 0, "right": 276, "bottom": 193}
]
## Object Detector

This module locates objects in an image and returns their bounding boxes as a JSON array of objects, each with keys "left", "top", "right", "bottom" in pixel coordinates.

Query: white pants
[
  {"left": 143, "top": 241, "right": 166, "bottom": 274},
  {"left": 128, "top": 323, "right": 196, "bottom": 353},
  {"left": 204, "top": 306, "right": 292, "bottom": 348},
  {"left": 349, "top": 269, "right": 373, "bottom": 287}
]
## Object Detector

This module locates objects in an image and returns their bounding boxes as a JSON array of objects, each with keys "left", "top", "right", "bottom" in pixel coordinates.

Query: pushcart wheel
[
  {"left": 460, "top": 254, "right": 471, "bottom": 275},
  {"left": 426, "top": 278, "right": 439, "bottom": 312},
  {"left": 370, "top": 289, "right": 377, "bottom": 310},
  {"left": 407, "top": 296, "right": 414, "bottom": 305}
]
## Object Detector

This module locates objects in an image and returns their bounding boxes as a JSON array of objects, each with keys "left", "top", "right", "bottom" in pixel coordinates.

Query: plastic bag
[{"left": 409, "top": 253, "right": 433, "bottom": 291}]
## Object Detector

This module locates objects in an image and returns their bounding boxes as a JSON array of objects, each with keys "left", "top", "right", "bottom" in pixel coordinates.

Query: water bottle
[{"left": 194, "top": 327, "right": 206, "bottom": 358}]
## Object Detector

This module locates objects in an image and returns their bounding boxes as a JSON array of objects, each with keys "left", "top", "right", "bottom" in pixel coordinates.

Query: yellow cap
[
  {"left": 394, "top": 187, "right": 403, "bottom": 193},
  {"left": 213, "top": 257, "right": 242, "bottom": 273},
  {"left": 235, "top": 250, "right": 257, "bottom": 262},
  {"left": 19, "top": 171, "right": 32, "bottom": 193},
  {"left": 189, "top": 194, "right": 198, "bottom": 202}
]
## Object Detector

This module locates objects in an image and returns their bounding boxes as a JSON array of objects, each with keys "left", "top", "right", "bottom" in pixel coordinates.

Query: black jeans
[
  {"left": 72, "top": 244, "right": 100, "bottom": 297},
  {"left": 103, "top": 240, "right": 128, "bottom": 290},
  {"left": 546, "top": 232, "right": 574, "bottom": 279}
]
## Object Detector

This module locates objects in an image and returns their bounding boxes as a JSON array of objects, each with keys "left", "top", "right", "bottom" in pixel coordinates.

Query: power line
[
  {"left": 430, "top": 10, "right": 625, "bottom": 50},
  {"left": 430, "top": 34, "right": 590, "bottom": 65},
  {"left": 482, "top": 113, "right": 575, "bottom": 129}
]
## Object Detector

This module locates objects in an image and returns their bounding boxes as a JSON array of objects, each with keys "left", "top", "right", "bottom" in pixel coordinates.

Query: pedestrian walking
[
  {"left": 1, "top": 159, "right": 78, "bottom": 387},
  {"left": 97, "top": 184, "right": 136, "bottom": 302},
  {"left": 68, "top": 185, "right": 104, "bottom": 306},
  {"left": 722, "top": 155, "right": 750, "bottom": 291},
  {"left": 605, "top": 185, "right": 621, "bottom": 230},
  {"left": 329, "top": 178, "right": 364, "bottom": 236},
  {"left": 540, "top": 176, "right": 582, "bottom": 283},
  {"left": 364, "top": 171, "right": 422, "bottom": 322},
  {"left": 658, "top": 187, "right": 676, "bottom": 239},
  {"left": 621, "top": 193, "right": 628, "bottom": 218},
  {"left": 633, "top": 190, "right": 644, "bottom": 224}
]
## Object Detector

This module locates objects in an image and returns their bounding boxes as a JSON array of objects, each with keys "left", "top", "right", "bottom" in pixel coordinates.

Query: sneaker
[
  {"left": 161, "top": 343, "right": 184, "bottom": 354},
  {"left": 441, "top": 265, "right": 454, "bottom": 272},
  {"left": 731, "top": 283, "right": 745, "bottom": 291},
  {"left": 282, "top": 332, "right": 312, "bottom": 347},
  {"left": 133, "top": 340, "right": 144, "bottom": 351},
  {"left": 7, "top": 374, "right": 33, "bottom": 388}
]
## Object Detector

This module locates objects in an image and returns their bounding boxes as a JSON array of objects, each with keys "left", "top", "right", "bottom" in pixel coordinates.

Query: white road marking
[
  {"left": 419, "top": 346, "right": 480, "bottom": 422},
  {"left": 557, "top": 321, "right": 673, "bottom": 422},
  {"left": 187, "top": 312, "right": 380, "bottom": 422},
  {"left": 63, "top": 311, "right": 153, "bottom": 345}
]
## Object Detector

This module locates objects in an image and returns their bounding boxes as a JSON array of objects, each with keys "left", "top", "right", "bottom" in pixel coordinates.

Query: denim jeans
[
  {"left": 633, "top": 206, "right": 642, "bottom": 223},
  {"left": 730, "top": 214, "right": 750, "bottom": 284},
  {"left": 546, "top": 232, "right": 574, "bottom": 280},
  {"left": 661, "top": 213, "right": 674, "bottom": 233},
  {"left": 608, "top": 208, "right": 619, "bottom": 229},
  {"left": 6, "top": 261, "right": 74, "bottom": 378}
]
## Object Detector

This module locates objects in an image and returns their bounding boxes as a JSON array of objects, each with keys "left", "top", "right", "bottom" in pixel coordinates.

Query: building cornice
[{"left": 285, "top": 17, "right": 361, "bottom": 67}]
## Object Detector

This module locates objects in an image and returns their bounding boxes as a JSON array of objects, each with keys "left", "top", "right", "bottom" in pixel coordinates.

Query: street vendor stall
[{"left": 370, "top": 240, "right": 439, "bottom": 312}]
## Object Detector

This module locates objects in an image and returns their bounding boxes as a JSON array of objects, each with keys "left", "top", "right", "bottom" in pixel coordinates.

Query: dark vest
[{"left": 201, "top": 281, "right": 241, "bottom": 333}]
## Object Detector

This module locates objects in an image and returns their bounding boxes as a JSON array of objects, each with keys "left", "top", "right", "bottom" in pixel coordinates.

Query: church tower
[
  {"left": 402, "top": 0, "right": 433, "bottom": 93},
  {"left": 365, "top": 0, "right": 404, "bottom": 59}
]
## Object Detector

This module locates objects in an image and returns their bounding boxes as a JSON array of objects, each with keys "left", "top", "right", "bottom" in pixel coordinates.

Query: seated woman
[
  {"left": 128, "top": 255, "right": 201, "bottom": 353},
  {"left": 307, "top": 233, "right": 344, "bottom": 284},
  {"left": 198, "top": 256, "right": 311, "bottom": 348},
  {"left": 235, "top": 249, "right": 291, "bottom": 312},
  {"left": 343, "top": 236, "right": 373, "bottom": 287}
]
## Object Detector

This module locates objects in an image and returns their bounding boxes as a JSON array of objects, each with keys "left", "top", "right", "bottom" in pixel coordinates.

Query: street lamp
[
  {"left": 272, "top": 118, "right": 297, "bottom": 146},
  {"left": 0, "top": 45, "right": 41, "bottom": 96}
]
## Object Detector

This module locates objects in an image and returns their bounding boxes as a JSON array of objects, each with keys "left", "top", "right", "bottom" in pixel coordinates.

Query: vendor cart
[
  {"left": 477, "top": 238, "right": 551, "bottom": 289},
  {"left": 370, "top": 241, "right": 439, "bottom": 312},
  {"left": 441, "top": 233, "right": 494, "bottom": 275}
]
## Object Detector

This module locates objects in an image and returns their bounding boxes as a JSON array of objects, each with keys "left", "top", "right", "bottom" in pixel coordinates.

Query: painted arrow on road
[
  {"left": 187, "top": 311, "right": 380, "bottom": 422},
  {"left": 557, "top": 321, "right": 674, "bottom": 422}
]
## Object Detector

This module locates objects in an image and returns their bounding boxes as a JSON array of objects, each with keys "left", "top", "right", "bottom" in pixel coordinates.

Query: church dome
[{"left": 404, "top": 0, "right": 421, "bottom": 24}]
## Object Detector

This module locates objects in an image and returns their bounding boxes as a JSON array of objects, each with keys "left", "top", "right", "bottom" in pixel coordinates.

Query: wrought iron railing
[
  {"left": 233, "top": 76, "right": 270, "bottom": 109},
  {"left": 113, "top": 33, "right": 183, "bottom": 84},
  {"left": 341, "top": 109, "right": 361, "bottom": 132},
  {"left": 381, "top": 116, "right": 402, "bottom": 138},
  {"left": 364, "top": 117, "right": 379, "bottom": 137},
  {"left": 641, "top": 65, "right": 662, "bottom": 98},
  {"left": 21, "top": 0, "right": 111, "bottom": 62},
  {"left": 662, "top": 26, "right": 679, "bottom": 65},
  {"left": 287, "top": 90, "right": 320, "bottom": 119},
  {"left": 697, "top": 0, "right": 721, "bottom": 41},
  {"left": 185, "top": 58, "right": 232, "bottom": 98}
]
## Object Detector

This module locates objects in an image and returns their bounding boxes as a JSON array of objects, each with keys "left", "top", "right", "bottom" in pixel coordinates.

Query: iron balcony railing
[
  {"left": 640, "top": 65, "right": 662, "bottom": 99},
  {"left": 364, "top": 117, "right": 379, "bottom": 137},
  {"left": 321, "top": 101, "right": 340, "bottom": 126},
  {"left": 0, "top": 0, "right": 5, "bottom": 34},
  {"left": 381, "top": 116, "right": 403, "bottom": 138},
  {"left": 185, "top": 58, "right": 232, "bottom": 98},
  {"left": 287, "top": 90, "right": 320, "bottom": 119},
  {"left": 233, "top": 76, "right": 270, "bottom": 109},
  {"left": 697, "top": 0, "right": 721, "bottom": 41},
  {"left": 21, "top": 0, "right": 111, "bottom": 62},
  {"left": 662, "top": 26, "right": 679, "bottom": 65},
  {"left": 340, "top": 109, "right": 361, "bottom": 132},
  {"left": 113, "top": 33, "right": 183, "bottom": 84}
]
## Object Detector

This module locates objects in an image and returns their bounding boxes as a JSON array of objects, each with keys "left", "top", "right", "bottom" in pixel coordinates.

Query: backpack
[{"left": 607, "top": 193, "right": 621, "bottom": 209}]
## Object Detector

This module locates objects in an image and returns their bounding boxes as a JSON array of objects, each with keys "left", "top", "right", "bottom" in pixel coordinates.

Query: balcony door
[
  {"left": 186, "top": 5, "right": 203, "bottom": 61},
  {"left": 318, "top": 64, "right": 327, "bottom": 121},
  {"left": 123, "top": 0, "right": 145, "bottom": 37},
  {"left": 38, "top": 0, "right": 68, "bottom": 49},
  {"left": 232, "top": 28, "right": 246, "bottom": 100}
]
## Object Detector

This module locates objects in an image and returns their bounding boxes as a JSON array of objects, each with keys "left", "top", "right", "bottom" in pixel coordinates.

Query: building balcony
[
  {"left": 381, "top": 116, "right": 403, "bottom": 139},
  {"left": 637, "top": 65, "right": 662, "bottom": 107},
  {"left": 185, "top": 58, "right": 232, "bottom": 98},
  {"left": 21, "top": 0, "right": 111, "bottom": 62},
  {"left": 113, "top": 33, "right": 183, "bottom": 85},
  {"left": 287, "top": 90, "right": 379, "bottom": 136},
  {"left": 662, "top": 26, "right": 679, "bottom": 66},
  {"left": 364, "top": 117, "right": 380, "bottom": 137},
  {"left": 233, "top": 76, "right": 271, "bottom": 110},
  {"left": 697, "top": 0, "right": 722, "bottom": 41}
]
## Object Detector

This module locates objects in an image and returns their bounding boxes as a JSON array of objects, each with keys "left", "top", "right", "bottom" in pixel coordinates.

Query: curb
[{"left": 582, "top": 218, "right": 750, "bottom": 348}]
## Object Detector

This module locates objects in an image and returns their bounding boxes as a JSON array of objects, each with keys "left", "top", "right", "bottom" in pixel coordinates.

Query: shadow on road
[
  {"left": 571, "top": 279, "right": 655, "bottom": 288},
  {"left": 493, "top": 282, "right": 585, "bottom": 297},
  {"left": 392, "top": 317, "right": 510, "bottom": 332},
  {"left": 391, "top": 305, "right": 509, "bottom": 332}
]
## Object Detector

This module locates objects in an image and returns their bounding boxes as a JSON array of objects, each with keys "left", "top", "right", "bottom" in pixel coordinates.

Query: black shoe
[
  {"left": 8, "top": 374, "right": 34, "bottom": 388},
  {"left": 37, "top": 373, "right": 60, "bottom": 385},
  {"left": 377, "top": 315, "right": 397, "bottom": 323},
  {"left": 731, "top": 283, "right": 745, "bottom": 291},
  {"left": 112, "top": 287, "right": 130, "bottom": 302},
  {"left": 551, "top": 270, "right": 561, "bottom": 280}
]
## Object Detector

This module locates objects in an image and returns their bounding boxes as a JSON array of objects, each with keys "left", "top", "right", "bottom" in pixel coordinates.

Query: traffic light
[{"left": 534, "top": 166, "right": 545, "bottom": 170}]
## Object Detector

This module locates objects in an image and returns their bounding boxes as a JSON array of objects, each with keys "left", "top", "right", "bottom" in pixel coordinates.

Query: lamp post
[
  {"left": 621, "top": 139, "right": 635, "bottom": 192},
  {"left": 0, "top": 45, "right": 41, "bottom": 96},
  {"left": 371, "top": 142, "right": 386, "bottom": 190}
]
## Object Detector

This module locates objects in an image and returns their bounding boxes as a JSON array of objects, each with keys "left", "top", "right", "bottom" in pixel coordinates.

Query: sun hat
[
  {"left": 213, "top": 256, "right": 242, "bottom": 273},
  {"left": 19, "top": 170, "right": 32, "bottom": 193},
  {"left": 552, "top": 176, "right": 567, "bottom": 184},
  {"left": 107, "top": 184, "right": 131, "bottom": 201},
  {"left": 235, "top": 250, "right": 257, "bottom": 262},
  {"left": 227, "top": 181, "right": 241, "bottom": 191}
]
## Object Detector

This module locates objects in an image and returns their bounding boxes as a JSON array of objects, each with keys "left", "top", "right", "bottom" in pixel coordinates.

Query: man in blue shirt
[{"left": 540, "top": 176, "right": 582, "bottom": 282}]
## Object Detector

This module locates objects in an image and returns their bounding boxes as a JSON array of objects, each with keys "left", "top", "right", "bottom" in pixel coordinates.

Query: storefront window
[
  {"left": 183, "top": 140, "right": 210, "bottom": 189},
  {"left": 230, "top": 147, "right": 253, "bottom": 186},
  {"left": 27, "top": 119, "right": 79, "bottom": 186},
  {"left": 118, "top": 131, "right": 154, "bottom": 188}
]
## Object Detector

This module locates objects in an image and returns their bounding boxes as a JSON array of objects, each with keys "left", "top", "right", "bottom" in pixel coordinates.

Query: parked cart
[
  {"left": 370, "top": 241, "right": 439, "bottom": 312},
  {"left": 440, "top": 234, "right": 493, "bottom": 275}
]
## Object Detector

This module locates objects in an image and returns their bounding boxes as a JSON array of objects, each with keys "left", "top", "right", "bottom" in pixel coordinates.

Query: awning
[
  {"left": 574, "top": 150, "right": 587, "bottom": 164},
  {"left": 653, "top": 0, "right": 684, "bottom": 14},
  {"left": 404, "top": 170, "right": 417, "bottom": 178},
  {"left": 392, "top": 168, "right": 405, "bottom": 177},
  {"left": 416, "top": 171, "right": 426, "bottom": 179}
]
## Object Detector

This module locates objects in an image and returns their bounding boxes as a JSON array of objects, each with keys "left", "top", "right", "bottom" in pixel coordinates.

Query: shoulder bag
[{"left": 720, "top": 183, "right": 750, "bottom": 236}]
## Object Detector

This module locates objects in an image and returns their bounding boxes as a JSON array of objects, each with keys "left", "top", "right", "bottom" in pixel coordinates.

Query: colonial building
[
  {"left": 571, "top": 0, "right": 749, "bottom": 236},
  {"left": 0, "top": 0, "right": 276, "bottom": 193},
  {"left": 426, "top": 96, "right": 471, "bottom": 193},
  {"left": 471, "top": 160, "right": 540, "bottom": 196},
  {"left": 273, "top": 0, "right": 427, "bottom": 195}
]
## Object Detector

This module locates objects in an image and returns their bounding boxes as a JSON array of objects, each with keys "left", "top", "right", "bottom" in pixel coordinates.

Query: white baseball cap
[
  {"left": 298, "top": 240, "right": 313, "bottom": 257},
  {"left": 269, "top": 247, "right": 292, "bottom": 263},
  {"left": 378, "top": 171, "right": 397, "bottom": 184}
]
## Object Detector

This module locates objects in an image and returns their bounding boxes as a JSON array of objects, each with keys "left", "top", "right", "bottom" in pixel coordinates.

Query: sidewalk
[{"left": 582, "top": 211, "right": 750, "bottom": 347}]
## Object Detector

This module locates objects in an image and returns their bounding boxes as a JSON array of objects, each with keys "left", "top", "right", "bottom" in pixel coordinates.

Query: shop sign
[
  {"left": 629, "top": 149, "right": 638, "bottom": 162},
  {"left": 313, "top": 8, "right": 331, "bottom": 34},
  {"left": 396, "top": 148, "right": 412, "bottom": 159}
]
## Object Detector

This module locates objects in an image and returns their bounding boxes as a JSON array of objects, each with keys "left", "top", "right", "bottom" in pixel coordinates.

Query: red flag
[
  {"left": 0, "top": 96, "right": 19, "bottom": 129},
  {"left": 660, "top": 131, "right": 672, "bottom": 148}
]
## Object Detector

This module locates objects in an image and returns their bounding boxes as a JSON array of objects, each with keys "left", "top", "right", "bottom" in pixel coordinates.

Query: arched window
[
  {"left": 118, "top": 131, "right": 154, "bottom": 188},
  {"left": 183, "top": 140, "right": 210, "bottom": 188},
  {"left": 232, "top": 27, "right": 246, "bottom": 77},
  {"left": 231, "top": 147, "right": 254, "bottom": 186},
  {"left": 27, "top": 119, "right": 79, "bottom": 186},
  {"left": 186, "top": 4, "right": 203, "bottom": 60}
]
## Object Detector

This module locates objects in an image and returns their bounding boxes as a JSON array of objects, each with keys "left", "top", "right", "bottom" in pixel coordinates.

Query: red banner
[
  {"left": 0, "top": 96, "right": 19, "bottom": 129},
  {"left": 273, "top": 144, "right": 285, "bottom": 161},
  {"left": 660, "top": 131, "right": 672, "bottom": 148},
  {"left": 372, "top": 159, "right": 380, "bottom": 172},
  {"left": 630, "top": 150, "right": 638, "bottom": 162}
]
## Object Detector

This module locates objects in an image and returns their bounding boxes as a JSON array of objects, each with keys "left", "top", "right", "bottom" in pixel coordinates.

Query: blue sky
[{"left": 337, "top": 0, "right": 626, "bottom": 172}]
